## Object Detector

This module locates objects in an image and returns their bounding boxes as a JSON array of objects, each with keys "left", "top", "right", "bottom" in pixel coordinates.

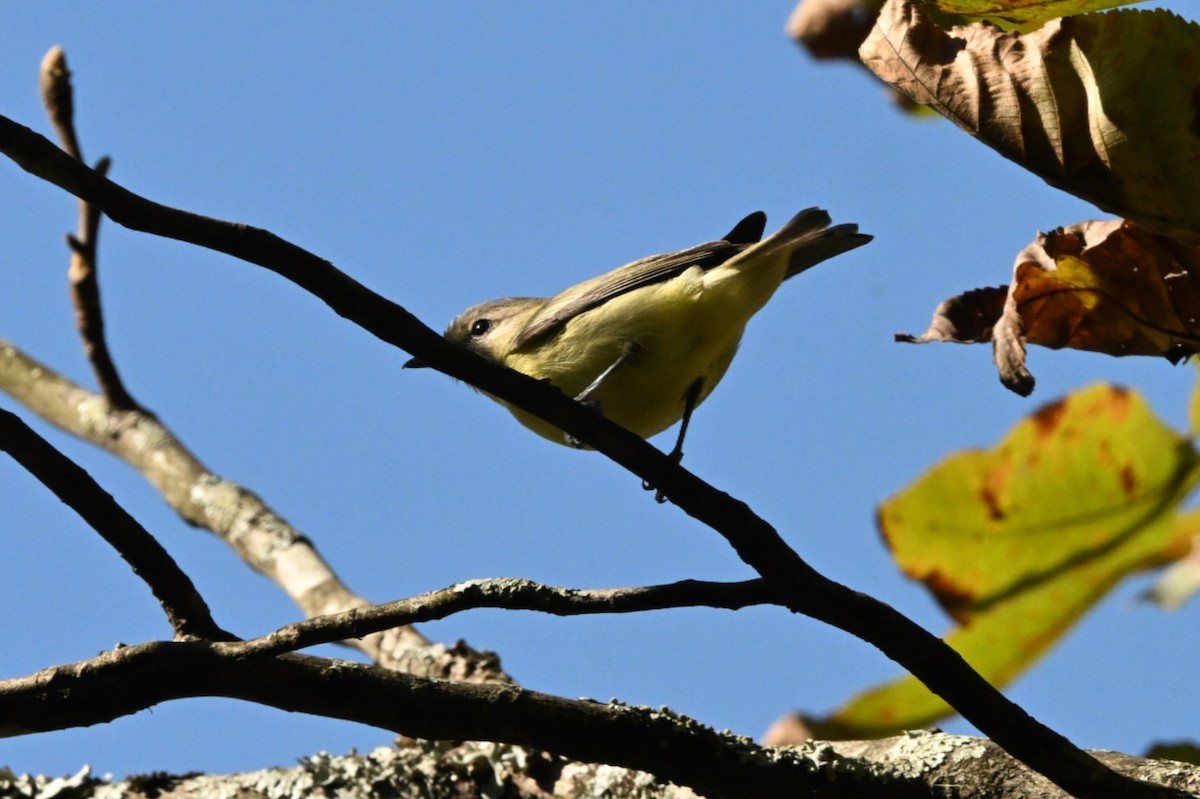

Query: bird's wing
[{"left": 512, "top": 213, "right": 765, "bottom": 349}]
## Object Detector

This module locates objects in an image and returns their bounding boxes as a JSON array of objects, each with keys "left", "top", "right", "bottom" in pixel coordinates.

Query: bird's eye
[{"left": 469, "top": 319, "right": 492, "bottom": 337}]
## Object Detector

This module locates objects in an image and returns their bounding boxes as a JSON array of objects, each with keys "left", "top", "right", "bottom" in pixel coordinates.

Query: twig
[
  {"left": 0, "top": 115, "right": 1187, "bottom": 798},
  {"left": 38, "top": 48, "right": 80, "bottom": 160},
  {"left": 0, "top": 338, "right": 504, "bottom": 682},
  {"left": 232, "top": 577, "right": 774, "bottom": 658},
  {"left": 39, "top": 46, "right": 137, "bottom": 411},
  {"left": 0, "top": 406, "right": 225, "bottom": 641}
]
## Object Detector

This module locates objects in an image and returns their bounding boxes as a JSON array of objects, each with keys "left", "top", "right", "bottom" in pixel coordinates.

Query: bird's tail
[{"left": 743, "top": 207, "right": 871, "bottom": 281}]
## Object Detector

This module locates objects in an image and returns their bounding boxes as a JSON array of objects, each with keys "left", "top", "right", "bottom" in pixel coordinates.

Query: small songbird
[{"left": 406, "top": 208, "right": 870, "bottom": 469}]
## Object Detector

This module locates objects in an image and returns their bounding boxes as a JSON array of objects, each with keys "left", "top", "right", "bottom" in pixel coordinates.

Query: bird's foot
[{"left": 642, "top": 446, "right": 684, "bottom": 504}]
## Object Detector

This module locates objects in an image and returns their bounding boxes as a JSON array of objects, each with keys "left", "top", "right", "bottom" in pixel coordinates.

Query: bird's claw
[{"left": 642, "top": 446, "right": 684, "bottom": 503}]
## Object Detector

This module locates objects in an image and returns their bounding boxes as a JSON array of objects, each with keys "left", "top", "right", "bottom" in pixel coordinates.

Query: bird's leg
[
  {"left": 563, "top": 341, "right": 640, "bottom": 448},
  {"left": 644, "top": 377, "right": 704, "bottom": 503}
]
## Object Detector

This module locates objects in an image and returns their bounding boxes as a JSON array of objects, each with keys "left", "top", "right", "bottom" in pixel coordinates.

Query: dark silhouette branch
[
  {"left": 3, "top": 641, "right": 1197, "bottom": 799},
  {"left": 0, "top": 405, "right": 224, "bottom": 641},
  {"left": 38, "top": 46, "right": 137, "bottom": 411},
  {"left": 1, "top": 596, "right": 1196, "bottom": 799},
  {"left": 236, "top": 577, "right": 775, "bottom": 659},
  {"left": 0, "top": 641, "right": 927, "bottom": 799},
  {"left": 0, "top": 114, "right": 1188, "bottom": 799}
]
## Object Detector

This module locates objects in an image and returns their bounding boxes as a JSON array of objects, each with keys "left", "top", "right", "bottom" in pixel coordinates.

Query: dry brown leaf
[
  {"left": 900, "top": 221, "right": 1200, "bottom": 394},
  {"left": 788, "top": 0, "right": 881, "bottom": 60},
  {"left": 860, "top": 0, "right": 1200, "bottom": 242},
  {"left": 895, "top": 286, "right": 1008, "bottom": 346},
  {"left": 790, "top": 0, "right": 940, "bottom": 115}
]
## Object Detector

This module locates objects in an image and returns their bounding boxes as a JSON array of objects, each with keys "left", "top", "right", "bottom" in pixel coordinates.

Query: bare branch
[
  {"left": 0, "top": 641, "right": 947, "bottom": 799},
  {"left": 65, "top": 156, "right": 139, "bottom": 410},
  {"left": 0, "top": 405, "right": 224, "bottom": 640},
  {"left": 234, "top": 577, "right": 774, "bottom": 659},
  {"left": 39, "top": 46, "right": 137, "bottom": 410},
  {"left": 0, "top": 338, "right": 504, "bottom": 682},
  {"left": 1, "top": 642, "right": 1196, "bottom": 799}
]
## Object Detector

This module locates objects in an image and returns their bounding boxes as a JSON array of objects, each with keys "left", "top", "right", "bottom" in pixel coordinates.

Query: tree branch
[
  {"left": 235, "top": 577, "right": 775, "bottom": 658},
  {"left": 0, "top": 405, "right": 223, "bottom": 641},
  {"left": 19, "top": 738, "right": 1198, "bottom": 799},
  {"left": 38, "top": 46, "right": 137, "bottom": 411},
  {"left": 1, "top": 642, "right": 1196, "bottom": 799},
  {"left": 0, "top": 642, "right": 964, "bottom": 799},
  {"left": 37, "top": 47, "right": 81, "bottom": 161},
  {"left": 0, "top": 114, "right": 1187, "bottom": 798}
]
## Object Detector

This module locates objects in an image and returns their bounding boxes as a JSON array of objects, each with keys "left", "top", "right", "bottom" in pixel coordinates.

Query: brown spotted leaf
[
  {"left": 860, "top": 0, "right": 1200, "bottom": 241},
  {"left": 900, "top": 220, "right": 1200, "bottom": 395},
  {"left": 810, "top": 383, "right": 1199, "bottom": 737}
]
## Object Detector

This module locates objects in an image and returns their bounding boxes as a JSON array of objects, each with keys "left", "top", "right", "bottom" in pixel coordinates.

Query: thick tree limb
[
  {"left": 1, "top": 643, "right": 1197, "bottom": 799},
  {"left": 0, "top": 406, "right": 223, "bottom": 641},
  {"left": 0, "top": 643, "right": 869, "bottom": 799},
  {"left": 15, "top": 739, "right": 1200, "bottom": 799},
  {"left": 0, "top": 113, "right": 1186, "bottom": 799}
]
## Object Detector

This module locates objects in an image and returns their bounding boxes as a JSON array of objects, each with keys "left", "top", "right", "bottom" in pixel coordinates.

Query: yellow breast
[{"left": 501, "top": 264, "right": 778, "bottom": 444}]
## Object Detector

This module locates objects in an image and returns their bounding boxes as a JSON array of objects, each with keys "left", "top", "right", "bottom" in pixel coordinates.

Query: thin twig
[
  {"left": 39, "top": 46, "right": 137, "bottom": 410},
  {"left": 0, "top": 114, "right": 1187, "bottom": 799},
  {"left": 0, "top": 406, "right": 225, "bottom": 641},
  {"left": 38, "top": 47, "right": 80, "bottom": 160},
  {"left": 231, "top": 577, "right": 774, "bottom": 659}
]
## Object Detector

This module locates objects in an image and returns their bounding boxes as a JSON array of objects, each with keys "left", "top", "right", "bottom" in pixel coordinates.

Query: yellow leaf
[{"left": 812, "top": 384, "right": 1198, "bottom": 737}]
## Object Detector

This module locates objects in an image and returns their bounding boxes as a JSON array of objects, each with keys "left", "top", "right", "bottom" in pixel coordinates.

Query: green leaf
[
  {"left": 812, "top": 384, "right": 1198, "bottom": 737},
  {"left": 926, "top": 0, "right": 1147, "bottom": 31}
]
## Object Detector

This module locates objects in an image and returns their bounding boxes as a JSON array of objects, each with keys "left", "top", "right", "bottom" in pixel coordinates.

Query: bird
[{"left": 406, "top": 208, "right": 870, "bottom": 484}]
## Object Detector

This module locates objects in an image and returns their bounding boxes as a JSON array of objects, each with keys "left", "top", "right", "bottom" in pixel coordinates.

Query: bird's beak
[{"left": 402, "top": 356, "right": 428, "bottom": 369}]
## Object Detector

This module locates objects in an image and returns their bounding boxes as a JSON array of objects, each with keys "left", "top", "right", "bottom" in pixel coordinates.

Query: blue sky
[{"left": 2, "top": 2, "right": 1197, "bottom": 779}]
